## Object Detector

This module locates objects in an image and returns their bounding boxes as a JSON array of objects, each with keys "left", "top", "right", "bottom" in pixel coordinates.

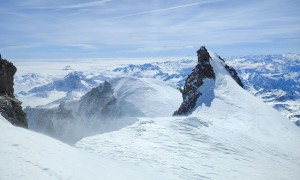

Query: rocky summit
[
  {"left": 0, "top": 55, "right": 27, "bottom": 128},
  {"left": 173, "top": 46, "right": 243, "bottom": 116}
]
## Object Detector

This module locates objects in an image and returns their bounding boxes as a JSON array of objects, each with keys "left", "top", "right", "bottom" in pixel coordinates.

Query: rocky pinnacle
[{"left": 173, "top": 46, "right": 215, "bottom": 116}]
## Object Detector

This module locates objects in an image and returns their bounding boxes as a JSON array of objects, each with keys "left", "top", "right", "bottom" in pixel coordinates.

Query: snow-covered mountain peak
[{"left": 174, "top": 47, "right": 243, "bottom": 115}]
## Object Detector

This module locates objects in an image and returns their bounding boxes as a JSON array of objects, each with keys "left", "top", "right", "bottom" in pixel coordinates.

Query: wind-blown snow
[
  {"left": 110, "top": 77, "right": 181, "bottom": 117},
  {"left": 0, "top": 116, "right": 174, "bottom": 180}
]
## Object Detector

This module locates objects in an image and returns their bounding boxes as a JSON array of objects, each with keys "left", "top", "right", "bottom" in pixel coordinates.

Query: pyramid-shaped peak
[{"left": 174, "top": 46, "right": 244, "bottom": 116}]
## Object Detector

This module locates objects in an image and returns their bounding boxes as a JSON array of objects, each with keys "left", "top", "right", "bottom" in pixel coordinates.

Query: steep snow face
[
  {"left": 226, "top": 54, "right": 300, "bottom": 124},
  {"left": 0, "top": 116, "right": 174, "bottom": 180},
  {"left": 202, "top": 52, "right": 300, "bottom": 135},
  {"left": 76, "top": 51, "right": 300, "bottom": 180},
  {"left": 110, "top": 77, "right": 181, "bottom": 117}
]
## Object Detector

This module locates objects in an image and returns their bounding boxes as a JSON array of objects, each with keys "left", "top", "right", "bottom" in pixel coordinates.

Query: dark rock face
[
  {"left": 0, "top": 58, "right": 16, "bottom": 98},
  {"left": 217, "top": 54, "right": 244, "bottom": 88},
  {"left": 79, "top": 81, "right": 120, "bottom": 119},
  {"left": 295, "top": 120, "right": 300, "bottom": 127},
  {"left": 173, "top": 46, "right": 215, "bottom": 116},
  {"left": 173, "top": 46, "right": 244, "bottom": 116},
  {"left": 0, "top": 57, "right": 27, "bottom": 128}
]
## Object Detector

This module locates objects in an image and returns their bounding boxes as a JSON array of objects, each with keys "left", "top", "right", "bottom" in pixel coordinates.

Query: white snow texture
[{"left": 1, "top": 51, "right": 300, "bottom": 180}]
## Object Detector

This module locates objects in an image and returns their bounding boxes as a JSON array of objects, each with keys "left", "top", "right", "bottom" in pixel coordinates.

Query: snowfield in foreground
[
  {"left": 0, "top": 116, "right": 174, "bottom": 180},
  {"left": 76, "top": 116, "right": 300, "bottom": 180}
]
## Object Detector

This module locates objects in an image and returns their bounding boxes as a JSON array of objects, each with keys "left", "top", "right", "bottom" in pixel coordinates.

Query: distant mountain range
[
  {"left": 16, "top": 54, "right": 300, "bottom": 126},
  {"left": 3, "top": 50, "right": 300, "bottom": 180}
]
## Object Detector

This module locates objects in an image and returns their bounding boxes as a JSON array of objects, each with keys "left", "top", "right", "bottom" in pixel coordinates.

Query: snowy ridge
[
  {"left": 0, "top": 116, "right": 174, "bottom": 180},
  {"left": 202, "top": 52, "right": 299, "bottom": 135},
  {"left": 76, "top": 116, "right": 300, "bottom": 180},
  {"left": 226, "top": 54, "right": 300, "bottom": 124}
]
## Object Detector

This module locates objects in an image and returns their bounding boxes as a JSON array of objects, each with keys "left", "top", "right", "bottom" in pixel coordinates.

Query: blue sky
[{"left": 0, "top": 0, "right": 299, "bottom": 59}]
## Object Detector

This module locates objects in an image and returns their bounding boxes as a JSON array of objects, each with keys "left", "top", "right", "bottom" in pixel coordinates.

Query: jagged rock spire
[
  {"left": 173, "top": 46, "right": 215, "bottom": 116},
  {"left": 173, "top": 46, "right": 243, "bottom": 116}
]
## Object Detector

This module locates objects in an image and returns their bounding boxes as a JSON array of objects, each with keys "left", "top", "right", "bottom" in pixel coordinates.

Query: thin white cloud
[
  {"left": 108, "top": 0, "right": 222, "bottom": 19},
  {"left": 59, "top": 0, "right": 111, "bottom": 9},
  {"left": 22, "top": 0, "right": 111, "bottom": 10},
  {"left": 1, "top": 0, "right": 300, "bottom": 58}
]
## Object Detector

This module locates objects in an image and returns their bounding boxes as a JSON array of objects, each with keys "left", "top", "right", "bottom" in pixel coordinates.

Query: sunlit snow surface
[
  {"left": 0, "top": 116, "right": 175, "bottom": 180},
  {"left": 76, "top": 116, "right": 300, "bottom": 180}
]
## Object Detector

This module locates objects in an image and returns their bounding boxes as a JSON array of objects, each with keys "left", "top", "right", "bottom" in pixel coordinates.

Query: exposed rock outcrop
[
  {"left": 217, "top": 54, "right": 244, "bottom": 88},
  {"left": 173, "top": 46, "right": 215, "bottom": 115},
  {"left": 173, "top": 46, "right": 243, "bottom": 116},
  {"left": 25, "top": 81, "right": 125, "bottom": 144},
  {"left": 0, "top": 56, "right": 27, "bottom": 128},
  {"left": 295, "top": 120, "right": 300, "bottom": 127},
  {"left": 0, "top": 58, "right": 16, "bottom": 97},
  {"left": 78, "top": 81, "right": 120, "bottom": 118}
]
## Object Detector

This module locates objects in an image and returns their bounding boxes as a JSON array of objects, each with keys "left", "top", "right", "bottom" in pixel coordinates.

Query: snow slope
[
  {"left": 76, "top": 52, "right": 300, "bottom": 180},
  {"left": 226, "top": 54, "right": 300, "bottom": 124},
  {"left": 0, "top": 116, "right": 174, "bottom": 180},
  {"left": 110, "top": 77, "right": 181, "bottom": 117}
]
